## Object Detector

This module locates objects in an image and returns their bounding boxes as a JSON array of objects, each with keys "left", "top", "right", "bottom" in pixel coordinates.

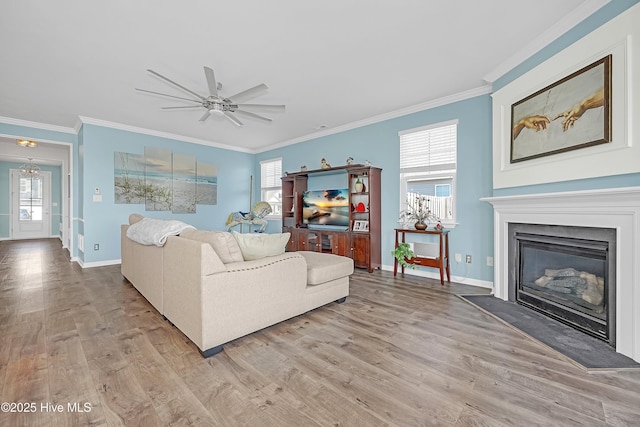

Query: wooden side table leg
[
  {"left": 445, "top": 234, "right": 451, "bottom": 283},
  {"left": 393, "top": 230, "right": 399, "bottom": 276}
]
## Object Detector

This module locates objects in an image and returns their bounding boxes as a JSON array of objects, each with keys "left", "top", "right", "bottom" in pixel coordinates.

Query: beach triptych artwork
[{"left": 114, "top": 147, "right": 217, "bottom": 213}]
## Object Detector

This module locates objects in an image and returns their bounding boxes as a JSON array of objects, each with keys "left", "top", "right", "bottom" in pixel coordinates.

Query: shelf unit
[{"left": 281, "top": 164, "right": 382, "bottom": 272}]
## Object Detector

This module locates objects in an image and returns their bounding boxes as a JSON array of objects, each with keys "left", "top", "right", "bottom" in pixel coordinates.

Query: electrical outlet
[
  {"left": 94, "top": 244, "right": 99, "bottom": 251},
  {"left": 455, "top": 253, "right": 462, "bottom": 263},
  {"left": 465, "top": 254, "right": 472, "bottom": 263},
  {"left": 487, "top": 256, "right": 494, "bottom": 267}
]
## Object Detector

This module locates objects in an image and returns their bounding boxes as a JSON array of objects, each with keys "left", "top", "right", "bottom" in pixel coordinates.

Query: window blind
[
  {"left": 399, "top": 123, "right": 457, "bottom": 173},
  {"left": 260, "top": 158, "right": 282, "bottom": 189}
]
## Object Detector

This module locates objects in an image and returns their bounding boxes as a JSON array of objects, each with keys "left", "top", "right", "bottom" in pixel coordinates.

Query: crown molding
[
  {"left": 77, "top": 116, "right": 254, "bottom": 153},
  {"left": 0, "top": 115, "right": 76, "bottom": 134},
  {"left": 257, "top": 84, "right": 492, "bottom": 153},
  {"left": 483, "top": 0, "right": 611, "bottom": 83}
]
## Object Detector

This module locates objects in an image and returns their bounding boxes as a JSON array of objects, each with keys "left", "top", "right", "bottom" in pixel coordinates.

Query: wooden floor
[{"left": 1, "top": 239, "right": 640, "bottom": 426}]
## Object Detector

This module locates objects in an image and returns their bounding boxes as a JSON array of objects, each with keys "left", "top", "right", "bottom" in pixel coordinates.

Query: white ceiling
[{"left": 0, "top": 0, "right": 608, "bottom": 153}]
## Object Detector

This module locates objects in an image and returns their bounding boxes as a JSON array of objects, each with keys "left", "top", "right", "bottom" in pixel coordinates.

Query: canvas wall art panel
[
  {"left": 196, "top": 161, "right": 218, "bottom": 205},
  {"left": 144, "top": 147, "right": 173, "bottom": 211},
  {"left": 114, "top": 152, "right": 146, "bottom": 204},
  {"left": 172, "top": 153, "right": 197, "bottom": 213},
  {"left": 510, "top": 55, "right": 611, "bottom": 163}
]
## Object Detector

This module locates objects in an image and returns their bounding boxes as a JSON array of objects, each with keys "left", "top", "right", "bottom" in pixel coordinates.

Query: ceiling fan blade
[
  {"left": 236, "top": 103, "right": 285, "bottom": 112},
  {"left": 162, "top": 105, "right": 204, "bottom": 109},
  {"left": 136, "top": 88, "right": 202, "bottom": 104},
  {"left": 235, "top": 109, "right": 272, "bottom": 122},
  {"left": 199, "top": 110, "right": 211, "bottom": 122},
  {"left": 228, "top": 84, "right": 268, "bottom": 103},
  {"left": 224, "top": 112, "right": 243, "bottom": 126},
  {"left": 147, "top": 69, "right": 205, "bottom": 101},
  {"left": 204, "top": 66, "right": 218, "bottom": 97}
]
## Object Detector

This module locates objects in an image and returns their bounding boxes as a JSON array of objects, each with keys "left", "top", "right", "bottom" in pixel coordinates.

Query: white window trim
[
  {"left": 260, "top": 157, "right": 282, "bottom": 220},
  {"left": 399, "top": 120, "right": 458, "bottom": 228}
]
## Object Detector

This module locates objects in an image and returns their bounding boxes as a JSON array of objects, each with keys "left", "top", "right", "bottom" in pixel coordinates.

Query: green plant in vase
[
  {"left": 392, "top": 242, "right": 417, "bottom": 269},
  {"left": 399, "top": 195, "right": 439, "bottom": 230}
]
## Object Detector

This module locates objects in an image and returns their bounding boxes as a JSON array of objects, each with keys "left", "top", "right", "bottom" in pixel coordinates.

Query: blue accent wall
[
  {"left": 257, "top": 95, "right": 495, "bottom": 282},
  {"left": 2, "top": 0, "right": 638, "bottom": 281},
  {"left": 491, "top": 0, "right": 640, "bottom": 196},
  {"left": 78, "top": 124, "right": 254, "bottom": 264}
]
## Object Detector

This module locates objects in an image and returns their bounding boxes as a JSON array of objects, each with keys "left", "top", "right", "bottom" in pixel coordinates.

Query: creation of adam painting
[{"left": 510, "top": 55, "right": 611, "bottom": 163}]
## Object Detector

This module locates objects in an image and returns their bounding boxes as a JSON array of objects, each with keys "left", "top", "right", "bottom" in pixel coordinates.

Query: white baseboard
[
  {"left": 75, "top": 258, "right": 121, "bottom": 269},
  {"left": 380, "top": 264, "right": 493, "bottom": 289}
]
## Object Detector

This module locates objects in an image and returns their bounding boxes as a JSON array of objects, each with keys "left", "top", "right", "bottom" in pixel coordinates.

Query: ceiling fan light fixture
[
  {"left": 138, "top": 66, "right": 285, "bottom": 126},
  {"left": 17, "top": 139, "right": 37, "bottom": 148}
]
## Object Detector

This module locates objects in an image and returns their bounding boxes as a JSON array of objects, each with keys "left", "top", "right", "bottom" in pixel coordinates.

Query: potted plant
[
  {"left": 392, "top": 242, "right": 417, "bottom": 269},
  {"left": 399, "top": 195, "right": 439, "bottom": 230}
]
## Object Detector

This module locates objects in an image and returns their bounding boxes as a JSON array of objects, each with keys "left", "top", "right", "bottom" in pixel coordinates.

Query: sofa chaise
[{"left": 121, "top": 215, "right": 353, "bottom": 357}]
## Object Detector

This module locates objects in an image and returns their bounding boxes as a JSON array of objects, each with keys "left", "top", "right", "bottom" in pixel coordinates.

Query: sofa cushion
[
  {"left": 232, "top": 231, "right": 290, "bottom": 261},
  {"left": 180, "top": 229, "right": 244, "bottom": 264},
  {"left": 298, "top": 251, "right": 354, "bottom": 285}
]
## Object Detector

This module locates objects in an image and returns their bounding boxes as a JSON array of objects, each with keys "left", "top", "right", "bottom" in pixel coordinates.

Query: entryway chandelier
[{"left": 20, "top": 158, "right": 41, "bottom": 177}]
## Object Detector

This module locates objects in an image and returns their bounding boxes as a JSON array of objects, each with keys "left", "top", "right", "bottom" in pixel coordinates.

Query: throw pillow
[
  {"left": 232, "top": 231, "right": 290, "bottom": 261},
  {"left": 180, "top": 229, "right": 244, "bottom": 264}
]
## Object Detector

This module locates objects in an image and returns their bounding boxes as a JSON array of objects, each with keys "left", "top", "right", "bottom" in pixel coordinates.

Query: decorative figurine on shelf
[
  {"left": 225, "top": 201, "right": 272, "bottom": 232},
  {"left": 300, "top": 165, "right": 307, "bottom": 171},
  {"left": 320, "top": 158, "right": 331, "bottom": 169},
  {"left": 356, "top": 202, "right": 366, "bottom": 212},
  {"left": 365, "top": 160, "right": 372, "bottom": 166},
  {"left": 346, "top": 156, "right": 354, "bottom": 165}
]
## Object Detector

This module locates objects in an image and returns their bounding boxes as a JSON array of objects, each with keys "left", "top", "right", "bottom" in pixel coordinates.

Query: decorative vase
[
  {"left": 414, "top": 221, "right": 427, "bottom": 230},
  {"left": 355, "top": 178, "right": 364, "bottom": 193}
]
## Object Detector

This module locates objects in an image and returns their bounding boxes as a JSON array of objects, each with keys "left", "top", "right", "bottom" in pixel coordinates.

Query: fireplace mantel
[{"left": 482, "top": 187, "right": 640, "bottom": 362}]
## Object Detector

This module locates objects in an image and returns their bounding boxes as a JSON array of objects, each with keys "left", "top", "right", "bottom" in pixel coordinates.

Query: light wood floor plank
[{"left": 1, "top": 238, "right": 640, "bottom": 426}]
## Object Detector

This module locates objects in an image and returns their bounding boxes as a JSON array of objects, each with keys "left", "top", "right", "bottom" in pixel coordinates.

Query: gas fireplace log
[{"left": 534, "top": 268, "right": 604, "bottom": 306}]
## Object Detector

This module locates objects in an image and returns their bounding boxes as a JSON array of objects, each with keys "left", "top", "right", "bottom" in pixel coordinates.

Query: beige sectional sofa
[{"left": 121, "top": 216, "right": 353, "bottom": 357}]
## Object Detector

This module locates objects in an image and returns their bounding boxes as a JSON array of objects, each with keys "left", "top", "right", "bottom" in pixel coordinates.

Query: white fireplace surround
[{"left": 482, "top": 187, "right": 640, "bottom": 363}]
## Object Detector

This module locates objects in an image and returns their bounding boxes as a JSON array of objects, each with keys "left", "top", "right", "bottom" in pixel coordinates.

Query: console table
[{"left": 394, "top": 228, "right": 450, "bottom": 285}]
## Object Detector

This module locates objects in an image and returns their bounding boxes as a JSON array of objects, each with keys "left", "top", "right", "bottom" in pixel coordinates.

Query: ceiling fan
[{"left": 136, "top": 66, "right": 285, "bottom": 126}]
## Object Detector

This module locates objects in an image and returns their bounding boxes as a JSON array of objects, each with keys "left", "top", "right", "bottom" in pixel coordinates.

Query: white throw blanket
[{"left": 126, "top": 218, "right": 195, "bottom": 247}]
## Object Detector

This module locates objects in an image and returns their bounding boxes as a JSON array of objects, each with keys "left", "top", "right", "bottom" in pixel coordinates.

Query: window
[
  {"left": 399, "top": 120, "right": 457, "bottom": 225},
  {"left": 19, "top": 176, "right": 43, "bottom": 221},
  {"left": 260, "top": 158, "right": 282, "bottom": 218}
]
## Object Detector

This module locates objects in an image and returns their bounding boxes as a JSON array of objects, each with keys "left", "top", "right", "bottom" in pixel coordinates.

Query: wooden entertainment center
[{"left": 281, "top": 165, "right": 381, "bottom": 272}]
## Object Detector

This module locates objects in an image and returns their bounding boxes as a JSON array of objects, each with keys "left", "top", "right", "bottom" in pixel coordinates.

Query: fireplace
[
  {"left": 482, "top": 187, "right": 640, "bottom": 363},
  {"left": 508, "top": 224, "right": 616, "bottom": 345}
]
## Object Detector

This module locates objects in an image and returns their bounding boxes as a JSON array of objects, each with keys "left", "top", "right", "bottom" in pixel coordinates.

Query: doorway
[{"left": 10, "top": 169, "right": 52, "bottom": 239}]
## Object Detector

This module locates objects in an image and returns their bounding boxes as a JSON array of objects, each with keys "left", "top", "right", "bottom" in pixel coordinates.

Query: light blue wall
[
  {"left": 2, "top": 0, "right": 638, "bottom": 276},
  {"left": 0, "top": 122, "right": 76, "bottom": 146},
  {"left": 0, "top": 122, "right": 75, "bottom": 243},
  {"left": 256, "top": 0, "right": 640, "bottom": 284},
  {"left": 492, "top": 0, "right": 640, "bottom": 196},
  {"left": 79, "top": 124, "right": 254, "bottom": 264},
  {"left": 257, "top": 95, "right": 495, "bottom": 282}
]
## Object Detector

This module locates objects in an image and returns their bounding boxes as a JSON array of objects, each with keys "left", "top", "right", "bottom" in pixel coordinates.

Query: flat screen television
[{"left": 302, "top": 188, "right": 350, "bottom": 230}]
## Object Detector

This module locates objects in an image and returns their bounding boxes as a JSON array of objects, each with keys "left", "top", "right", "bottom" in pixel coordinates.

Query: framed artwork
[
  {"left": 353, "top": 220, "right": 369, "bottom": 232},
  {"left": 510, "top": 55, "right": 611, "bottom": 163},
  {"left": 114, "top": 147, "right": 217, "bottom": 213}
]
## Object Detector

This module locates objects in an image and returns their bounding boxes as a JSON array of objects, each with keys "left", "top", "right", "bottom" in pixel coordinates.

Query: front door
[{"left": 11, "top": 169, "right": 51, "bottom": 239}]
